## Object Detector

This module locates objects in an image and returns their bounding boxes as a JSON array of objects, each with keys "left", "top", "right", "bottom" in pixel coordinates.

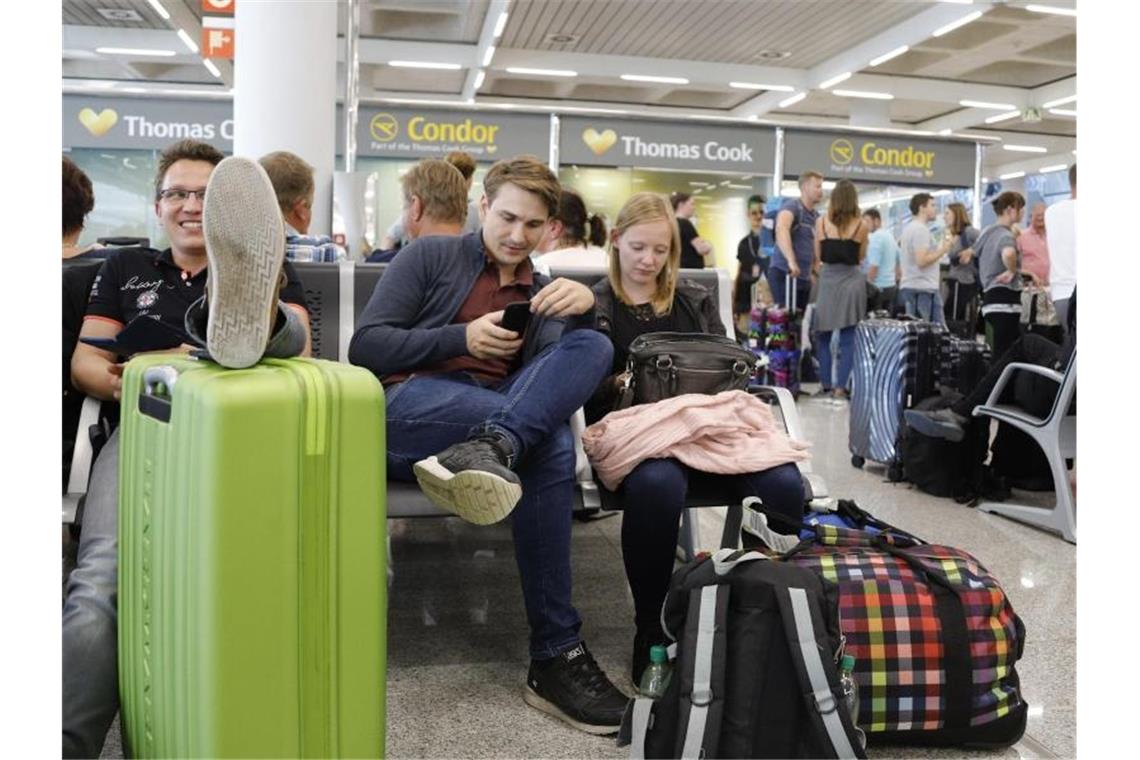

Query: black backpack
[
  {"left": 901, "top": 393, "right": 990, "bottom": 501},
  {"left": 621, "top": 549, "right": 866, "bottom": 759}
]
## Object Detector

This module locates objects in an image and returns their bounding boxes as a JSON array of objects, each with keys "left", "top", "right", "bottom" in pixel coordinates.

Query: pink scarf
[{"left": 582, "top": 390, "right": 811, "bottom": 491}]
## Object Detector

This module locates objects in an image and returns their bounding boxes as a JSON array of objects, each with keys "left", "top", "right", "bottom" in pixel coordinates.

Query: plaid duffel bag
[{"left": 779, "top": 519, "right": 1028, "bottom": 748}]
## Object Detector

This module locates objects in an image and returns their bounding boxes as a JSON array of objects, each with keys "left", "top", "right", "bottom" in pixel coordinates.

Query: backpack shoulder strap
[
  {"left": 674, "top": 582, "right": 729, "bottom": 759},
  {"left": 774, "top": 584, "right": 866, "bottom": 759}
]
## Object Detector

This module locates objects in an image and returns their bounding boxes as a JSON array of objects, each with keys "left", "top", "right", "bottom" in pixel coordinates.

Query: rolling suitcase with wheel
[
  {"left": 849, "top": 316, "right": 943, "bottom": 481},
  {"left": 118, "top": 354, "right": 387, "bottom": 759}
]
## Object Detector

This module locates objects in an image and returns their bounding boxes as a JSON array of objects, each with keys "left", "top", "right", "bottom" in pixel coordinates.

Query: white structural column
[{"left": 233, "top": 1, "right": 337, "bottom": 234}]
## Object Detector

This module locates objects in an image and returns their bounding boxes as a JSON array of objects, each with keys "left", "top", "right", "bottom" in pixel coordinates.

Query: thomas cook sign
[
  {"left": 784, "top": 130, "right": 976, "bottom": 187},
  {"left": 354, "top": 107, "right": 547, "bottom": 160},
  {"left": 559, "top": 115, "right": 776, "bottom": 173}
]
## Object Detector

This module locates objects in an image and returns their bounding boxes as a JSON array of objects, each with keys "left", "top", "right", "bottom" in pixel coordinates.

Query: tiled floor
[
  {"left": 383, "top": 392, "right": 1075, "bottom": 760},
  {"left": 87, "top": 389, "right": 1075, "bottom": 759}
]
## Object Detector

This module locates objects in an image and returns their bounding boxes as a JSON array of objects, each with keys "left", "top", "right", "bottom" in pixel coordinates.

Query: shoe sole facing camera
[
  {"left": 412, "top": 457, "right": 522, "bottom": 525},
  {"left": 903, "top": 410, "right": 966, "bottom": 442},
  {"left": 202, "top": 156, "right": 285, "bottom": 369},
  {"left": 521, "top": 687, "right": 621, "bottom": 736}
]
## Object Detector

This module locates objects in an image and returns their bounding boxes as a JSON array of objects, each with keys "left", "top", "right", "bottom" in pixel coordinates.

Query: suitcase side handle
[{"left": 139, "top": 365, "right": 179, "bottom": 423}]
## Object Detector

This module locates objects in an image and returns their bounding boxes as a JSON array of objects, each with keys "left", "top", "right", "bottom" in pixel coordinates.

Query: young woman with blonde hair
[{"left": 586, "top": 191, "right": 805, "bottom": 686}]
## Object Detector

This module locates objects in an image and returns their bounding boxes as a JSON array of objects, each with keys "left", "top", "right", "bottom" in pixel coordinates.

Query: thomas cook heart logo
[
  {"left": 582, "top": 128, "right": 617, "bottom": 156},
  {"left": 78, "top": 108, "right": 119, "bottom": 137}
]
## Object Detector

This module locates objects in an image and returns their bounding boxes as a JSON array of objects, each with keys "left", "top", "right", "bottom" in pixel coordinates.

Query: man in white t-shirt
[
  {"left": 1045, "top": 163, "right": 1076, "bottom": 333},
  {"left": 898, "top": 192, "right": 952, "bottom": 324}
]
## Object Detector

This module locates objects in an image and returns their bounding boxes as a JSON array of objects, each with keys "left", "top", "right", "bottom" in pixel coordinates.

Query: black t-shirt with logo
[{"left": 84, "top": 247, "right": 309, "bottom": 333}]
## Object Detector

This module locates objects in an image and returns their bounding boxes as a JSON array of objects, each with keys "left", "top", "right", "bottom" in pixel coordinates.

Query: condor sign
[
  {"left": 783, "top": 129, "right": 976, "bottom": 187},
  {"left": 559, "top": 116, "right": 776, "bottom": 174},
  {"left": 353, "top": 107, "right": 548, "bottom": 160}
]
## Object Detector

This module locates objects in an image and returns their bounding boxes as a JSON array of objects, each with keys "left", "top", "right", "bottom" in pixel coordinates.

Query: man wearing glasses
[
  {"left": 63, "top": 139, "right": 310, "bottom": 758},
  {"left": 733, "top": 193, "right": 768, "bottom": 337}
]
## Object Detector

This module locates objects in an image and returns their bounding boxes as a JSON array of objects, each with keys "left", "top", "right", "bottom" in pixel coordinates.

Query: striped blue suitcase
[{"left": 848, "top": 317, "right": 944, "bottom": 481}]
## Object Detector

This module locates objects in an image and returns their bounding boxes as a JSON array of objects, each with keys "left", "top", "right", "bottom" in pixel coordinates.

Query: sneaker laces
[{"left": 563, "top": 647, "right": 613, "bottom": 698}]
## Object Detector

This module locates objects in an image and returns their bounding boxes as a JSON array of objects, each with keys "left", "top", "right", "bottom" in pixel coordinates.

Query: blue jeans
[
  {"left": 62, "top": 429, "right": 121, "bottom": 759},
  {"left": 898, "top": 288, "right": 945, "bottom": 325},
  {"left": 816, "top": 326, "right": 856, "bottom": 391},
  {"left": 619, "top": 458, "right": 804, "bottom": 631},
  {"left": 385, "top": 329, "right": 614, "bottom": 659}
]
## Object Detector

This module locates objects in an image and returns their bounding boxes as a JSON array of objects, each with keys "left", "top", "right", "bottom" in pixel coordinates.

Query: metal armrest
[
  {"left": 982, "top": 361, "right": 1064, "bottom": 408},
  {"left": 64, "top": 395, "right": 102, "bottom": 523},
  {"left": 569, "top": 407, "right": 601, "bottom": 510}
]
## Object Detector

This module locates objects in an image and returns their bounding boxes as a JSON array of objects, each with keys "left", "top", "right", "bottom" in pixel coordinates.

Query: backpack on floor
[
  {"left": 779, "top": 520, "right": 1028, "bottom": 749},
  {"left": 901, "top": 393, "right": 991, "bottom": 501},
  {"left": 621, "top": 549, "right": 866, "bottom": 759}
]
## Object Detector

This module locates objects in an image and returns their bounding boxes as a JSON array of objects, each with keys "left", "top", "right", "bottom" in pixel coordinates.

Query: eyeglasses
[{"left": 159, "top": 188, "right": 207, "bottom": 204}]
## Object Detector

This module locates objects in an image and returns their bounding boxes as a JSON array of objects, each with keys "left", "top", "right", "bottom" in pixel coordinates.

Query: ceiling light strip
[
  {"left": 176, "top": 29, "right": 199, "bottom": 54},
  {"left": 1042, "top": 94, "right": 1077, "bottom": 108},
  {"left": 505, "top": 67, "right": 577, "bottom": 77},
  {"left": 818, "top": 72, "right": 852, "bottom": 89},
  {"left": 621, "top": 74, "right": 689, "bottom": 84},
  {"left": 1003, "top": 144, "right": 1048, "bottom": 153},
  {"left": 1026, "top": 4, "right": 1077, "bottom": 17},
  {"left": 869, "top": 45, "right": 908, "bottom": 67},
  {"left": 985, "top": 110, "right": 1021, "bottom": 124},
  {"left": 1038, "top": 164, "right": 1069, "bottom": 173},
  {"left": 933, "top": 10, "right": 983, "bottom": 37},
  {"left": 729, "top": 81, "right": 795, "bottom": 92},
  {"left": 779, "top": 92, "right": 807, "bottom": 108},
  {"left": 960, "top": 99, "right": 1016, "bottom": 110},
  {"left": 474, "top": 70, "right": 486, "bottom": 89},
  {"left": 493, "top": 12, "right": 509, "bottom": 38},
  {"left": 389, "top": 60, "right": 462, "bottom": 70},
  {"left": 145, "top": 0, "right": 171, "bottom": 21},
  {"left": 482, "top": 46, "right": 496, "bottom": 67},
  {"left": 1048, "top": 108, "right": 1077, "bottom": 117},
  {"left": 999, "top": 171, "right": 1026, "bottom": 180},
  {"left": 833, "top": 89, "right": 894, "bottom": 100},
  {"left": 203, "top": 59, "right": 221, "bottom": 78}
]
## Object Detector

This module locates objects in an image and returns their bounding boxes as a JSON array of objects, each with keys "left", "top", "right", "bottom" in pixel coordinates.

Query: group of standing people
[{"left": 724, "top": 164, "right": 1077, "bottom": 395}]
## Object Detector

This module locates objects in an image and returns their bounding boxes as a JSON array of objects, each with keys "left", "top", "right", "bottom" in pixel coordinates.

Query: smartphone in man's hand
[{"left": 501, "top": 301, "right": 533, "bottom": 335}]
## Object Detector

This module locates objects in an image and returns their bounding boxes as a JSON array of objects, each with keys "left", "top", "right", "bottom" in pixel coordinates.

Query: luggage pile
[
  {"left": 848, "top": 315, "right": 944, "bottom": 481},
  {"left": 624, "top": 499, "right": 1028, "bottom": 757}
]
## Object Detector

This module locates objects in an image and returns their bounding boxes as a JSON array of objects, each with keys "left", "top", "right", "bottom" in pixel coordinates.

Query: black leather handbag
[{"left": 616, "top": 332, "right": 759, "bottom": 409}]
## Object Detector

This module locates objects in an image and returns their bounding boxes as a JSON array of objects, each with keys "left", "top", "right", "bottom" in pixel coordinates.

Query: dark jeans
[
  {"left": 943, "top": 280, "right": 979, "bottom": 323},
  {"left": 868, "top": 286, "right": 897, "bottom": 314},
  {"left": 385, "top": 329, "right": 613, "bottom": 659},
  {"left": 951, "top": 333, "right": 1060, "bottom": 418},
  {"left": 983, "top": 288, "right": 1023, "bottom": 358},
  {"left": 766, "top": 267, "right": 811, "bottom": 313},
  {"left": 619, "top": 459, "right": 804, "bottom": 632}
]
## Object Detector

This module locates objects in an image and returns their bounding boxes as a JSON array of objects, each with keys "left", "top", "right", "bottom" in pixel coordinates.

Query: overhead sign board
[
  {"left": 559, "top": 115, "right": 776, "bottom": 174},
  {"left": 352, "top": 106, "right": 549, "bottom": 161},
  {"left": 783, "top": 129, "right": 976, "bottom": 187},
  {"left": 63, "top": 94, "right": 234, "bottom": 151}
]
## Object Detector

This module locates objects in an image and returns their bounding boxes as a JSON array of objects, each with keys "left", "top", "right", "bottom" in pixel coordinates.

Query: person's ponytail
[{"left": 587, "top": 214, "right": 607, "bottom": 248}]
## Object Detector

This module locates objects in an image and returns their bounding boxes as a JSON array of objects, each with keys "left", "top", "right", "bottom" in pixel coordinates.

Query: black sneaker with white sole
[
  {"left": 412, "top": 436, "right": 522, "bottom": 525},
  {"left": 524, "top": 642, "right": 629, "bottom": 735}
]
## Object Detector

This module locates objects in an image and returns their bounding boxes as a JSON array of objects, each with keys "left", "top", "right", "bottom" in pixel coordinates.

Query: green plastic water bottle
[{"left": 639, "top": 645, "right": 672, "bottom": 698}]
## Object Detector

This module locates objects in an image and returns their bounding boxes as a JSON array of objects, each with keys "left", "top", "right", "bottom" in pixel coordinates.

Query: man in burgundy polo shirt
[{"left": 350, "top": 155, "right": 628, "bottom": 734}]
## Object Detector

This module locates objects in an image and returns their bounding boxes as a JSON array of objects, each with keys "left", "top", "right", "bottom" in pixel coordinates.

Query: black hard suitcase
[
  {"left": 943, "top": 280, "right": 979, "bottom": 340},
  {"left": 939, "top": 334, "right": 990, "bottom": 396},
  {"left": 849, "top": 316, "right": 944, "bottom": 481}
]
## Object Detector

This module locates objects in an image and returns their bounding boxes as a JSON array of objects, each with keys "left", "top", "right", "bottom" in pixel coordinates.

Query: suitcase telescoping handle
[{"left": 139, "top": 365, "right": 180, "bottom": 423}]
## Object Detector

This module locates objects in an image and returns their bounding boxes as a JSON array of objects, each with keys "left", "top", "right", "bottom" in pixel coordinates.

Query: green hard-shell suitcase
[{"left": 118, "top": 355, "right": 386, "bottom": 758}]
